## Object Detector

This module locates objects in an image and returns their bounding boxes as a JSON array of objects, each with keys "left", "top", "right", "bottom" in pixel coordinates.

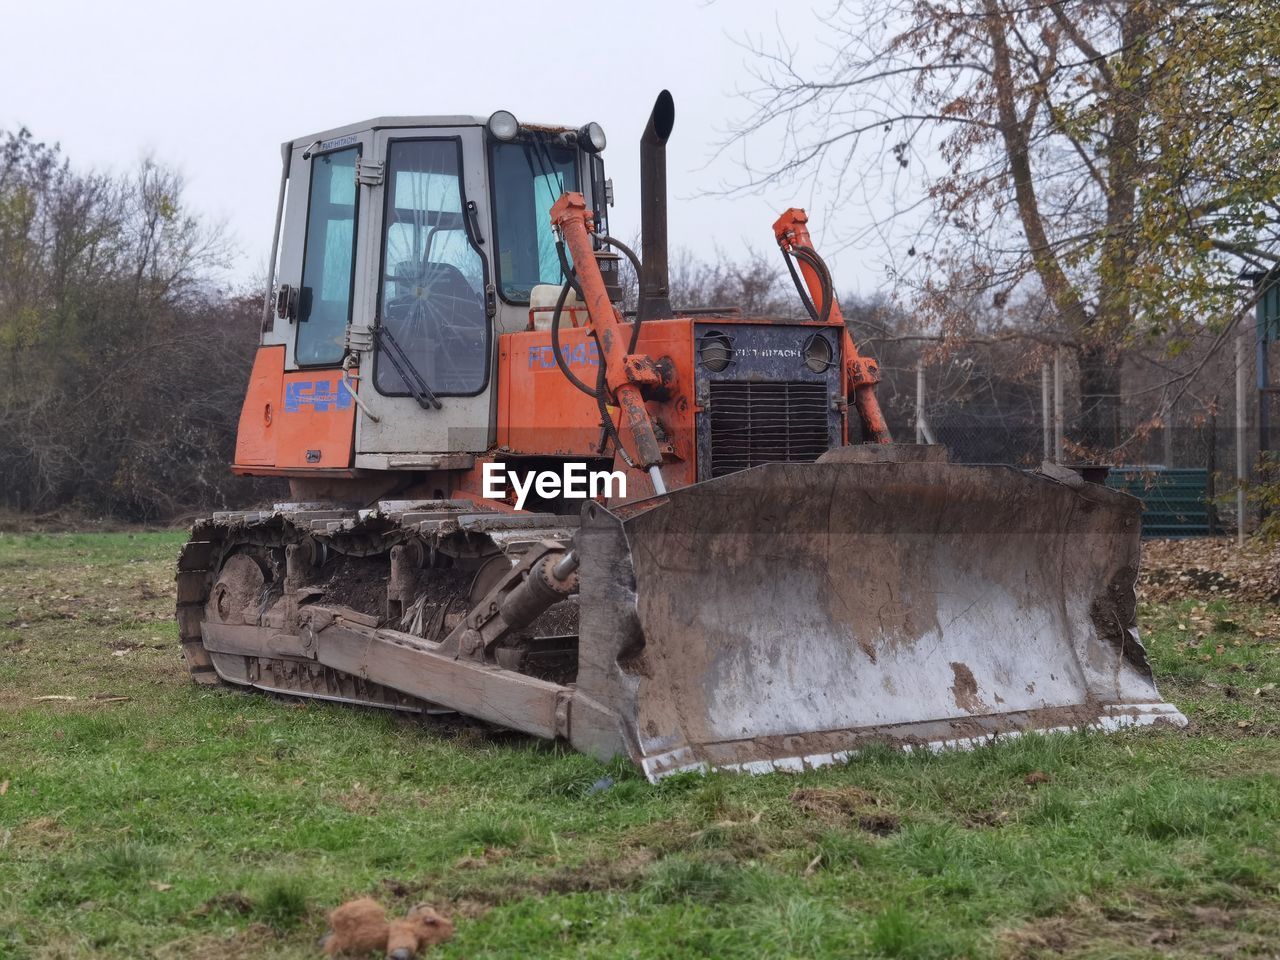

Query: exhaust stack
[{"left": 638, "top": 90, "right": 675, "bottom": 322}]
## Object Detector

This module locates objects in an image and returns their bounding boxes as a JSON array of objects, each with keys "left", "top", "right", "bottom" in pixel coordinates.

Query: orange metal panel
[
  {"left": 233, "top": 346, "right": 356, "bottom": 474},
  {"left": 234, "top": 346, "right": 283, "bottom": 467},
  {"left": 497, "top": 318, "right": 698, "bottom": 496},
  {"left": 498, "top": 325, "right": 605, "bottom": 455}
]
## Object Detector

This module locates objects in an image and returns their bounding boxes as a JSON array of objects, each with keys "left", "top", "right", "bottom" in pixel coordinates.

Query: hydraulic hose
[
  {"left": 548, "top": 237, "right": 644, "bottom": 469},
  {"left": 783, "top": 248, "right": 820, "bottom": 322},
  {"left": 550, "top": 277, "right": 599, "bottom": 398},
  {"left": 595, "top": 234, "right": 643, "bottom": 277},
  {"left": 595, "top": 235, "right": 645, "bottom": 354},
  {"left": 785, "top": 244, "right": 834, "bottom": 325}
]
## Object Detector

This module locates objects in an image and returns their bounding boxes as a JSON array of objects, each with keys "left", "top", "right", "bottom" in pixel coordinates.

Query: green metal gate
[{"left": 1106, "top": 467, "right": 1213, "bottom": 538}]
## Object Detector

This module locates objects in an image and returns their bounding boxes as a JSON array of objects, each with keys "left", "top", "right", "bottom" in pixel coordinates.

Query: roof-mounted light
[
  {"left": 487, "top": 110, "right": 520, "bottom": 142},
  {"left": 578, "top": 121, "right": 606, "bottom": 153}
]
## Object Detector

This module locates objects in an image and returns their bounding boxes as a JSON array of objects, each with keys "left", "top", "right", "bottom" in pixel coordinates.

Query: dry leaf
[
  {"left": 0, "top": 780, "right": 9, "bottom": 796},
  {"left": 150, "top": 881, "right": 172, "bottom": 892}
]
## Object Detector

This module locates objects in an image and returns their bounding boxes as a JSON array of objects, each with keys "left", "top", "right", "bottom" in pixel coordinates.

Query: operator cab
[{"left": 259, "top": 111, "right": 609, "bottom": 458}]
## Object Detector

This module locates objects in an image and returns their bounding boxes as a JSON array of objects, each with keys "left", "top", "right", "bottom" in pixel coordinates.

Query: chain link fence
[{"left": 853, "top": 324, "right": 1255, "bottom": 535}]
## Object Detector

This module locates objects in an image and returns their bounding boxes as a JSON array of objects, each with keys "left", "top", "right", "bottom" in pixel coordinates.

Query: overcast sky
[{"left": 1, "top": 0, "right": 897, "bottom": 296}]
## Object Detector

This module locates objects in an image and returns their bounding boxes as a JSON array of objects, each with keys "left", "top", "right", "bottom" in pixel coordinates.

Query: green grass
[{"left": 1, "top": 531, "right": 1279, "bottom": 958}]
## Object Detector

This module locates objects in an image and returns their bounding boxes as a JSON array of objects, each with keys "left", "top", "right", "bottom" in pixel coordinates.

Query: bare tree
[
  {"left": 725, "top": 0, "right": 1280, "bottom": 452},
  {"left": 619, "top": 242, "right": 800, "bottom": 317},
  {"left": 669, "top": 246, "right": 798, "bottom": 316}
]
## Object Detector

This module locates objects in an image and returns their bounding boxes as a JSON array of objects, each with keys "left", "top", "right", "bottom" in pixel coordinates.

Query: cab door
[
  {"left": 254, "top": 132, "right": 372, "bottom": 471},
  {"left": 354, "top": 126, "right": 495, "bottom": 458},
  {"left": 275, "top": 134, "right": 369, "bottom": 372}
]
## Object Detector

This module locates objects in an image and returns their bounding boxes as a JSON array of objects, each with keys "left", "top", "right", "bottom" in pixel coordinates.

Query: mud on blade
[{"left": 572, "top": 457, "right": 1186, "bottom": 780}]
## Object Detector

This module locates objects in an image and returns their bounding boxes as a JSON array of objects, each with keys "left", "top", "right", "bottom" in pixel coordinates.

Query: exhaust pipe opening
[{"left": 638, "top": 90, "right": 675, "bottom": 322}]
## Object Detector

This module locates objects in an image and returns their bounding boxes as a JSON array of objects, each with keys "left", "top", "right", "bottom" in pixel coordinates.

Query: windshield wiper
[{"left": 373, "top": 324, "right": 442, "bottom": 410}]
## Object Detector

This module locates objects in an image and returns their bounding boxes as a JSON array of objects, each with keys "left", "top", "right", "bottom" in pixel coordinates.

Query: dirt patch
[
  {"left": 151, "top": 922, "right": 275, "bottom": 960},
  {"left": 314, "top": 555, "right": 393, "bottom": 621},
  {"left": 313, "top": 554, "right": 477, "bottom": 637},
  {"left": 950, "top": 662, "right": 984, "bottom": 712},
  {"left": 999, "top": 894, "right": 1277, "bottom": 959},
  {"left": 448, "top": 898, "right": 494, "bottom": 921},
  {"left": 441, "top": 851, "right": 656, "bottom": 905},
  {"left": 378, "top": 877, "right": 422, "bottom": 900},
  {"left": 790, "top": 786, "right": 901, "bottom": 834},
  {"left": 454, "top": 847, "right": 511, "bottom": 871},
  {"left": 791, "top": 786, "right": 876, "bottom": 820},
  {"left": 6, "top": 816, "right": 71, "bottom": 852},
  {"left": 331, "top": 781, "right": 381, "bottom": 816},
  {"left": 965, "top": 808, "right": 1012, "bottom": 829},
  {"left": 529, "top": 599, "right": 579, "bottom": 639},
  {"left": 190, "top": 892, "right": 254, "bottom": 918},
  {"left": 535, "top": 855, "right": 655, "bottom": 901},
  {"left": 622, "top": 817, "right": 697, "bottom": 853},
  {"left": 530, "top": 851, "right": 657, "bottom": 896},
  {"left": 856, "top": 810, "right": 902, "bottom": 836}
]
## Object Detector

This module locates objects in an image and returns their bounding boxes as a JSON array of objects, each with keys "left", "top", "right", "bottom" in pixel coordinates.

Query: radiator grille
[{"left": 707, "top": 381, "right": 831, "bottom": 478}]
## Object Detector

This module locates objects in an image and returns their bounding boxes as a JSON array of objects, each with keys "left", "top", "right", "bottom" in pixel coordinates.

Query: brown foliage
[{"left": 0, "top": 128, "right": 279, "bottom": 520}]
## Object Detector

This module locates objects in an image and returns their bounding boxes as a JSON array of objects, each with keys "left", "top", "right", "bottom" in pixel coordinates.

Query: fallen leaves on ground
[{"left": 1140, "top": 538, "right": 1280, "bottom": 604}]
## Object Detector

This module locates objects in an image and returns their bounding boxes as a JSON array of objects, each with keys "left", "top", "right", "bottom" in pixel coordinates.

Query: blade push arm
[
  {"left": 773, "top": 208, "right": 891, "bottom": 444},
  {"left": 550, "top": 192, "right": 668, "bottom": 493}
]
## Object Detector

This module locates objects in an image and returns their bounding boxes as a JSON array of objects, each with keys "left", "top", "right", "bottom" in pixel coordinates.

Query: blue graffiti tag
[
  {"left": 284, "top": 378, "right": 354, "bottom": 413},
  {"left": 528, "top": 341, "right": 600, "bottom": 371}
]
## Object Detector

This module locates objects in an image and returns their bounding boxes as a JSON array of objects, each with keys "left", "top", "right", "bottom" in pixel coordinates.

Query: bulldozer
[{"left": 178, "top": 91, "right": 1185, "bottom": 780}]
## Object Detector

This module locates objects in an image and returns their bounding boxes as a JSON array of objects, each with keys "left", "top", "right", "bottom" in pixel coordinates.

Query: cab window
[
  {"left": 489, "top": 141, "right": 578, "bottom": 303},
  {"left": 296, "top": 146, "right": 359, "bottom": 366},
  {"left": 375, "top": 139, "right": 488, "bottom": 397}
]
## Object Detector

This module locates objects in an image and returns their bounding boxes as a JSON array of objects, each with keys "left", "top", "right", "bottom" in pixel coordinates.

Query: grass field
[{"left": 1, "top": 531, "right": 1279, "bottom": 959}]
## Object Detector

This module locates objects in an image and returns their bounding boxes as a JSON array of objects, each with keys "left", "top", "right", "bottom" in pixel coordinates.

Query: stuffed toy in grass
[{"left": 320, "top": 897, "right": 454, "bottom": 958}]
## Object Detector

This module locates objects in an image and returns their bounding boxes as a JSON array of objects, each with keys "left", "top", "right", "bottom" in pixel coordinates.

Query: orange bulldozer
[{"left": 178, "top": 92, "right": 1184, "bottom": 780}]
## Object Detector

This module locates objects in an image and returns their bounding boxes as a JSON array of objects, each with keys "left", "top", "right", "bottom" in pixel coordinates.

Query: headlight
[
  {"left": 578, "top": 121, "right": 607, "bottom": 153},
  {"left": 487, "top": 110, "right": 520, "bottom": 141},
  {"left": 698, "top": 332, "right": 733, "bottom": 372},
  {"left": 803, "top": 333, "right": 834, "bottom": 372}
]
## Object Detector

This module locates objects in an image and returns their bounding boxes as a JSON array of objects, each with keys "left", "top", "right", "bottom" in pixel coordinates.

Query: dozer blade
[{"left": 571, "top": 449, "right": 1186, "bottom": 780}]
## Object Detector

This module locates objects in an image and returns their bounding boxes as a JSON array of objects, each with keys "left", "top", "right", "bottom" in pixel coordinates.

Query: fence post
[
  {"left": 915, "top": 358, "right": 926, "bottom": 444},
  {"left": 1206, "top": 412, "right": 1217, "bottom": 536},
  {"left": 1237, "top": 316, "right": 1249, "bottom": 545},
  {"left": 1053, "top": 346, "right": 1064, "bottom": 463},
  {"left": 1041, "top": 363, "right": 1051, "bottom": 461}
]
